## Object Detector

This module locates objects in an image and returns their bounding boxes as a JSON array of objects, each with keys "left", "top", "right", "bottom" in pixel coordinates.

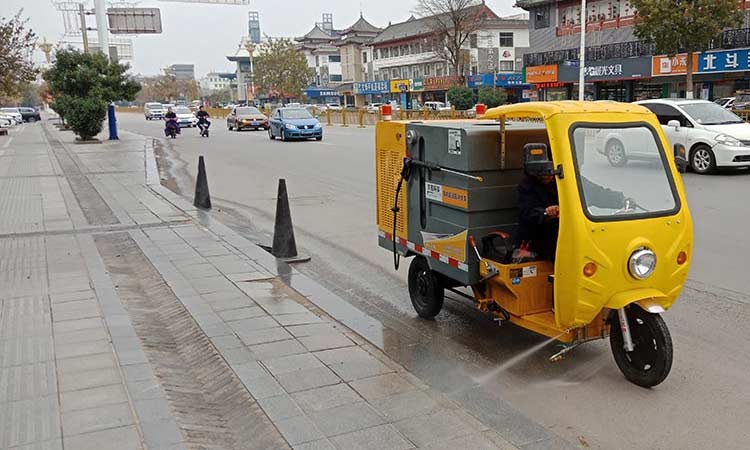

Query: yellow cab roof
[{"left": 483, "top": 101, "right": 654, "bottom": 121}]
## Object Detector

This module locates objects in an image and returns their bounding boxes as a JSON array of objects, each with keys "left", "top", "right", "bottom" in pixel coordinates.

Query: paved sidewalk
[{"left": 0, "top": 122, "right": 545, "bottom": 450}]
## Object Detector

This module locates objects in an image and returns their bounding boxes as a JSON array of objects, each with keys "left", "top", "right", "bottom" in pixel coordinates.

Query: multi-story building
[
  {"left": 164, "top": 64, "right": 195, "bottom": 81},
  {"left": 370, "top": 4, "right": 529, "bottom": 106},
  {"left": 296, "top": 20, "right": 343, "bottom": 90},
  {"left": 519, "top": 0, "right": 750, "bottom": 101},
  {"left": 199, "top": 72, "right": 236, "bottom": 92},
  {"left": 334, "top": 15, "right": 382, "bottom": 106}
]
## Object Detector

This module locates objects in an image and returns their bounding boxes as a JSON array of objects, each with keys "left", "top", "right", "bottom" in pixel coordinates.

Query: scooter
[
  {"left": 197, "top": 119, "right": 210, "bottom": 137},
  {"left": 164, "top": 118, "right": 180, "bottom": 139}
]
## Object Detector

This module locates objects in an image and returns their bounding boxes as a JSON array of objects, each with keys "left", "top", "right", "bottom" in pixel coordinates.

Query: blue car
[{"left": 268, "top": 108, "right": 323, "bottom": 141}]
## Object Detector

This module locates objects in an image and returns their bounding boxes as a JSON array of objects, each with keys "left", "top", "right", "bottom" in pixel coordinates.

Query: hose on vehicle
[{"left": 391, "top": 158, "right": 413, "bottom": 270}]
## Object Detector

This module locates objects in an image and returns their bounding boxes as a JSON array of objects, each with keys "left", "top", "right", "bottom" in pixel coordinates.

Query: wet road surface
[{"left": 120, "top": 113, "right": 750, "bottom": 450}]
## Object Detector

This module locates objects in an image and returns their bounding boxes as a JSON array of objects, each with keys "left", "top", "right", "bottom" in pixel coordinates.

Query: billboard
[{"left": 107, "top": 8, "right": 162, "bottom": 34}]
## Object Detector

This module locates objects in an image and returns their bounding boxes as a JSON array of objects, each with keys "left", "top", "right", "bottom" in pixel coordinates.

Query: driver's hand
[{"left": 545, "top": 205, "right": 560, "bottom": 219}]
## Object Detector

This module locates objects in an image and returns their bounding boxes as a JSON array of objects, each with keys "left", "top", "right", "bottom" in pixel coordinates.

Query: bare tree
[
  {"left": 415, "top": 0, "right": 489, "bottom": 77},
  {"left": 0, "top": 10, "right": 38, "bottom": 97}
]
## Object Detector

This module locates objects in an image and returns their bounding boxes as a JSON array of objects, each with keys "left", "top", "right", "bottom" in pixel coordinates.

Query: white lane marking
[{"left": 2, "top": 137, "right": 13, "bottom": 148}]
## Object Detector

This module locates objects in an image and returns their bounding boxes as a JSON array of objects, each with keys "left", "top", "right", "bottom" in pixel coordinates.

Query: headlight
[
  {"left": 715, "top": 133, "right": 742, "bottom": 147},
  {"left": 628, "top": 248, "right": 656, "bottom": 280},
  {"left": 285, "top": 124, "right": 298, "bottom": 130},
  {"left": 314, "top": 123, "right": 321, "bottom": 129}
]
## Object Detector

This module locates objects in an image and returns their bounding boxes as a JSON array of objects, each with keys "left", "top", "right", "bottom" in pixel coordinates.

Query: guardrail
[{"left": 731, "top": 109, "right": 750, "bottom": 122}]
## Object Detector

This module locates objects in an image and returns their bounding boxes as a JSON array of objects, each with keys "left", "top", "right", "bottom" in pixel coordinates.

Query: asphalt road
[{"left": 120, "top": 112, "right": 750, "bottom": 450}]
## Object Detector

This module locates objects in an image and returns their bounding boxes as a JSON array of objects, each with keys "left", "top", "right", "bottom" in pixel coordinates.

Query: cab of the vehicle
[{"left": 484, "top": 101, "right": 693, "bottom": 330}]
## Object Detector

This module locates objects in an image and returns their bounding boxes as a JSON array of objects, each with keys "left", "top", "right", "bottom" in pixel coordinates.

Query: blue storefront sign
[
  {"left": 305, "top": 88, "right": 339, "bottom": 98},
  {"left": 353, "top": 80, "right": 389, "bottom": 95},
  {"left": 699, "top": 48, "right": 750, "bottom": 73},
  {"left": 467, "top": 73, "right": 525, "bottom": 88}
]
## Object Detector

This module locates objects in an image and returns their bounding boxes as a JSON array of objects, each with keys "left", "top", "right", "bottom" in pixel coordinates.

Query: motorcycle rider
[
  {"left": 164, "top": 107, "right": 180, "bottom": 138},
  {"left": 195, "top": 105, "right": 210, "bottom": 137}
]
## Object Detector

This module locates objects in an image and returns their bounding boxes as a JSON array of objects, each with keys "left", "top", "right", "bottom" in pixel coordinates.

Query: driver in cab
[{"left": 517, "top": 144, "right": 628, "bottom": 261}]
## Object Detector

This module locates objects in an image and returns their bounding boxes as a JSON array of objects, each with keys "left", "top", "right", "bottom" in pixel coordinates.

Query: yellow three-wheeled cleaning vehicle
[{"left": 376, "top": 101, "right": 692, "bottom": 387}]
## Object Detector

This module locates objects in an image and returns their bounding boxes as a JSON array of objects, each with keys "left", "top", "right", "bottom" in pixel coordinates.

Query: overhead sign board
[
  {"left": 107, "top": 8, "right": 162, "bottom": 34},
  {"left": 158, "top": 0, "right": 249, "bottom": 4}
]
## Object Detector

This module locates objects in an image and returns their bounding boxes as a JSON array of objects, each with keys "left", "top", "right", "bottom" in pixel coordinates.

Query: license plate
[{"left": 251, "top": 121, "right": 258, "bottom": 126}]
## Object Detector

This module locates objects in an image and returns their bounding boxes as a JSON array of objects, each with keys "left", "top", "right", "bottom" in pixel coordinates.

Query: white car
[
  {"left": 0, "top": 112, "right": 15, "bottom": 128},
  {"left": 326, "top": 103, "right": 342, "bottom": 111},
  {"left": 173, "top": 106, "right": 197, "bottom": 127},
  {"left": 144, "top": 102, "right": 165, "bottom": 120},
  {"left": 631, "top": 99, "right": 750, "bottom": 173},
  {"left": 424, "top": 101, "right": 451, "bottom": 112},
  {"left": 0, "top": 108, "right": 23, "bottom": 125},
  {"left": 714, "top": 97, "right": 735, "bottom": 109}
]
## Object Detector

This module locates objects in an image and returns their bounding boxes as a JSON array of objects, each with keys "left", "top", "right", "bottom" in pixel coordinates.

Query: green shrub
[
  {"left": 447, "top": 86, "right": 475, "bottom": 111},
  {"left": 478, "top": 87, "right": 508, "bottom": 108},
  {"left": 66, "top": 97, "right": 107, "bottom": 140}
]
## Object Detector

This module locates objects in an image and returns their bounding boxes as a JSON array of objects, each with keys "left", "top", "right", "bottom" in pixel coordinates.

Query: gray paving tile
[
  {"left": 314, "top": 346, "right": 371, "bottom": 365},
  {"left": 140, "top": 418, "right": 184, "bottom": 449},
  {"left": 52, "top": 307, "right": 101, "bottom": 322},
  {"left": 60, "top": 383, "right": 128, "bottom": 412},
  {"left": 58, "top": 366, "right": 121, "bottom": 392},
  {"left": 209, "top": 334, "right": 244, "bottom": 352},
  {"left": 62, "top": 424, "right": 142, "bottom": 450},
  {"left": 420, "top": 432, "right": 516, "bottom": 450},
  {"left": 49, "top": 290, "right": 96, "bottom": 304},
  {"left": 218, "top": 306, "right": 266, "bottom": 321},
  {"left": 0, "top": 362, "right": 57, "bottom": 402},
  {"left": 291, "top": 383, "right": 362, "bottom": 413},
  {"left": 56, "top": 352, "right": 115, "bottom": 374},
  {"left": 9, "top": 438, "right": 64, "bottom": 450},
  {"left": 54, "top": 327, "right": 109, "bottom": 345},
  {"left": 133, "top": 398, "right": 175, "bottom": 422},
  {"left": 261, "top": 353, "right": 324, "bottom": 376},
  {"left": 274, "top": 415, "right": 324, "bottom": 446},
  {"left": 257, "top": 394, "right": 303, "bottom": 422},
  {"left": 293, "top": 439, "right": 336, "bottom": 450},
  {"left": 309, "top": 401, "right": 385, "bottom": 437},
  {"left": 241, "top": 374, "right": 286, "bottom": 399},
  {"left": 394, "top": 410, "right": 475, "bottom": 448},
  {"left": 328, "top": 358, "right": 394, "bottom": 382},
  {"left": 53, "top": 317, "right": 103, "bottom": 334},
  {"left": 274, "top": 312, "right": 325, "bottom": 327},
  {"left": 0, "top": 335, "right": 53, "bottom": 367},
  {"left": 253, "top": 298, "right": 310, "bottom": 315},
  {"left": 121, "top": 363, "right": 155, "bottom": 382},
  {"left": 55, "top": 339, "right": 112, "bottom": 360},
  {"left": 276, "top": 366, "right": 342, "bottom": 393},
  {"left": 370, "top": 390, "right": 441, "bottom": 422},
  {"left": 519, "top": 436, "right": 578, "bottom": 450},
  {"left": 298, "top": 332, "right": 355, "bottom": 352},
  {"left": 330, "top": 424, "right": 414, "bottom": 450},
  {"left": 285, "top": 323, "right": 338, "bottom": 338},
  {"left": 209, "top": 297, "right": 255, "bottom": 312},
  {"left": 0, "top": 396, "right": 61, "bottom": 448},
  {"left": 219, "top": 346, "right": 256, "bottom": 365},
  {"left": 228, "top": 316, "right": 278, "bottom": 333},
  {"left": 250, "top": 338, "right": 307, "bottom": 359},
  {"left": 349, "top": 373, "right": 419, "bottom": 402},
  {"left": 126, "top": 378, "right": 163, "bottom": 401},
  {"left": 237, "top": 327, "right": 293, "bottom": 346},
  {"left": 232, "top": 361, "right": 268, "bottom": 384},
  {"left": 61, "top": 402, "right": 134, "bottom": 436}
]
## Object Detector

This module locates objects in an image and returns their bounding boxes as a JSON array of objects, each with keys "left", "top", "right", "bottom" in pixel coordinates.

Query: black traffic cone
[
  {"left": 194, "top": 156, "right": 211, "bottom": 209},
  {"left": 271, "top": 179, "right": 310, "bottom": 263}
]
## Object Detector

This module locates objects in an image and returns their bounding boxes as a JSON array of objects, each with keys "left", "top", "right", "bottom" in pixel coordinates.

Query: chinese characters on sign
[
  {"left": 699, "top": 49, "right": 750, "bottom": 73},
  {"left": 584, "top": 64, "right": 623, "bottom": 77},
  {"left": 353, "top": 81, "right": 389, "bottom": 95}
]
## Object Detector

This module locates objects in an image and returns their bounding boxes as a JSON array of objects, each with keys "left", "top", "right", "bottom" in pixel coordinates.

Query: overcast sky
[{"left": 8, "top": 0, "right": 520, "bottom": 78}]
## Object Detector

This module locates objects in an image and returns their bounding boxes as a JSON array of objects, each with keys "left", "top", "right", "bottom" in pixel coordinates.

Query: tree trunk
[{"left": 685, "top": 50, "right": 694, "bottom": 99}]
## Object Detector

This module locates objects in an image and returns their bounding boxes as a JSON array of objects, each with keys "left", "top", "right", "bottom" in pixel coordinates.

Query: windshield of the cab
[{"left": 571, "top": 124, "right": 679, "bottom": 221}]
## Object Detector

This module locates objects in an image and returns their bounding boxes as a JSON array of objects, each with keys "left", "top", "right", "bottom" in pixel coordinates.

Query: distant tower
[
  {"left": 248, "top": 11, "right": 261, "bottom": 44},
  {"left": 321, "top": 13, "right": 333, "bottom": 32},
  {"left": 38, "top": 38, "right": 55, "bottom": 63}
]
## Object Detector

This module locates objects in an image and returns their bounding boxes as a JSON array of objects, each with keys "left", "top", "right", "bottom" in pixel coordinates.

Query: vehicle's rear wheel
[
  {"left": 28, "top": 117, "right": 36, "bottom": 123},
  {"left": 407, "top": 256, "right": 444, "bottom": 319},
  {"left": 268, "top": 128, "right": 275, "bottom": 140},
  {"left": 609, "top": 305, "right": 673, "bottom": 388},
  {"left": 690, "top": 145, "right": 716, "bottom": 174},
  {"left": 606, "top": 139, "right": 627, "bottom": 167}
]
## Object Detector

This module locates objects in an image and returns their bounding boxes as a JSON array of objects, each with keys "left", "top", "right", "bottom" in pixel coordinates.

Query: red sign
[{"left": 423, "top": 76, "right": 463, "bottom": 91}]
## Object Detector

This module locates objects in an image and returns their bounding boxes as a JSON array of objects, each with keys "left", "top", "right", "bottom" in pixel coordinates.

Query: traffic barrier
[
  {"left": 475, "top": 103, "right": 487, "bottom": 117},
  {"left": 381, "top": 104, "right": 392, "bottom": 121},
  {"left": 326, "top": 108, "right": 332, "bottom": 126},
  {"left": 271, "top": 179, "right": 310, "bottom": 263},
  {"left": 194, "top": 155, "right": 211, "bottom": 209},
  {"left": 358, "top": 109, "right": 365, "bottom": 128},
  {"left": 342, "top": 109, "right": 348, "bottom": 127}
]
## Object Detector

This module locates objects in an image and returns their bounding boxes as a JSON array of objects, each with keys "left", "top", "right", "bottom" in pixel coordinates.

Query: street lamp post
[
  {"left": 578, "top": 0, "right": 587, "bottom": 101},
  {"left": 94, "top": 0, "right": 109, "bottom": 59}
]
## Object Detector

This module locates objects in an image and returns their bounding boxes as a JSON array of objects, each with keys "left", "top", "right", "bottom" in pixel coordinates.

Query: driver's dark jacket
[
  {"left": 164, "top": 111, "right": 176, "bottom": 120},
  {"left": 517, "top": 176, "right": 625, "bottom": 259}
]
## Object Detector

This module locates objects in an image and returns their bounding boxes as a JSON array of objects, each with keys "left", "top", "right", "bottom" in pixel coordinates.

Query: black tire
[
  {"left": 228, "top": 123, "right": 233, "bottom": 131},
  {"left": 407, "top": 256, "right": 444, "bottom": 319},
  {"left": 268, "top": 128, "right": 275, "bottom": 140},
  {"left": 690, "top": 144, "right": 716, "bottom": 174},
  {"left": 316, "top": 136, "right": 323, "bottom": 141},
  {"left": 280, "top": 130, "right": 286, "bottom": 141},
  {"left": 606, "top": 139, "right": 627, "bottom": 167},
  {"left": 609, "top": 305, "right": 673, "bottom": 388}
]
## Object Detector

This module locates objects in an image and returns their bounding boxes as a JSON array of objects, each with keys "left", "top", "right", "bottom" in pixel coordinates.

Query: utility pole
[
  {"left": 94, "top": 0, "right": 110, "bottom": 59},
  {"left": 578, "top": 0, "right": 587, "bottom": 101},
  {"left": 79, "top": 3, "right": 89, "bottom": 53}
]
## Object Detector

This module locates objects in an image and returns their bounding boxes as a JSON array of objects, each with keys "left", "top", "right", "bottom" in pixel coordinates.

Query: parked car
[
  {"left": 227, "top": 106, "right": 269, "bottom": 131},
  {"left": 714, "top": 97, "right": 735, "bottom": 109},
  {"left": 0, "top": 112, "right": 15, "bottom": 128},
  {"left": 424, "top": 101, "right": 451, "bottom": 112},
  {"left": 732, "top": 94, "right": 750, "bottom": 110},
  {"left": 0, "top": 108, "right": 23, "bottom": 125},
  {"left": 18, "top": 107, "right": 41, "bottom": 122},
  {"left": 173, "top": 106, "right": 197, "bottom": 128},
  {"left": 268, "top": 107, "right": 322, "bottom": 141},
  {"left": 622, "top": 99, "right": 750, "bottom": 173},
  {"left": 144, "top": 102, "right": 165, "bottom": 120},
  {"left": 326, "top": 103, "right": 342, "bottom": 111},
  {"left": 365, "top": 103, "right": 384, "bottom": 113}
]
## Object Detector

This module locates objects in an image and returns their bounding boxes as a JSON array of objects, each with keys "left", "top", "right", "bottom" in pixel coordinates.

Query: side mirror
[
  {"left": 667, "top": 120, "right": 681, "bottom": 130},
  {"left": 523, "top": 143, "right": 564, "bottom": 178},
  {"left": 673, "top": 143, "right": 688, "bottom": 173}
]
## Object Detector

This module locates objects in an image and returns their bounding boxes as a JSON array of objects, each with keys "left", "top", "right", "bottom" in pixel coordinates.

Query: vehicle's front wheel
[
  {"left": 268, "top": 128, "right": 275, "bottom": 140},
  {"left": 316, "top": 136, "right": 323, "bottom": 141},
  {"left": 280, "top": 130, "right": 286, "bottom": 141},
  {"left": 606, "top": 139, "right": 627, "bottom": 167},
  {"left": 407, "top": 256, "right": 444, "bottom": 319},
  {"left": 690, "top": 145, "right": 716, "bottom": 174},
  {"left": 228, "top": 123, "right": 233, "bottom": 131},
  {"left": 609, "top": 305, "right": 673, "bottom": 388}
]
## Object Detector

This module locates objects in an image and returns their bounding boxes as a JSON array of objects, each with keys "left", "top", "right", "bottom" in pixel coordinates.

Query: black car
[{"left": 18, "top": 107, "right": 41, "bottom": 122}]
